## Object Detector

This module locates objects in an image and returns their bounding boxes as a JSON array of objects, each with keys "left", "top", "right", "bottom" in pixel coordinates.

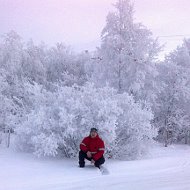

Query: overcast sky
[{"left": 1, "top": 0, "right": 190, "bottom": 57}]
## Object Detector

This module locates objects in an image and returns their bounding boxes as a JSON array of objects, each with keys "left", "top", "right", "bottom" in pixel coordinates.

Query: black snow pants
[{"left": 79, "top": 150, "right": 105, "bottom": 168}]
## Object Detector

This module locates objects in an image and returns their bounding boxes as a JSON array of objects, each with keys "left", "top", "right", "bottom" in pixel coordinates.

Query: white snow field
[{"left": 1, "top": 144, "right": 190, "bottom": 190}]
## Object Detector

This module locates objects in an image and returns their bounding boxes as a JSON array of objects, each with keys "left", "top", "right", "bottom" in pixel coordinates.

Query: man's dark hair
[{"left": 90, "top": 128, "right": 98, "bottom": 133}]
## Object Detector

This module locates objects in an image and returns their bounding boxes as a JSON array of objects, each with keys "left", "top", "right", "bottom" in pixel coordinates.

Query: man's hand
[
  {"left": 91, "top": 159, "right": 95, "bottom": 164},
  {"left": 87, "top": 151, "right": 92, "bottom": 158}
]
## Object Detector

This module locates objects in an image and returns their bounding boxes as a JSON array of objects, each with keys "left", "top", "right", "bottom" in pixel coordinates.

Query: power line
[
  {"left": 158, "top": 35, "right": 190, "bottom": 38},
  {"left": 158, "top": 39, "right": 185, "bottom": 41}
]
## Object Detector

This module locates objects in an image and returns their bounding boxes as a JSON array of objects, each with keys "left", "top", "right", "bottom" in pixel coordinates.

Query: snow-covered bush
[
  {"left": 15, "top": 83, "right": 155, "bottom": 160},
  {"left": 113, "top": 93, "right": 155, "bottom": 159}
]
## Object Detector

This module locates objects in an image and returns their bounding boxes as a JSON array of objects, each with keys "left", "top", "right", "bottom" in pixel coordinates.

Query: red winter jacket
[{"left": 80, "top": 135, "right": 105, "bottom": 161}]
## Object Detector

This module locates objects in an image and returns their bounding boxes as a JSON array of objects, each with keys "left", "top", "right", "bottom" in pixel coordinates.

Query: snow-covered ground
[{"left": 1, "top": 143, "right": 190, "bottom": 190}]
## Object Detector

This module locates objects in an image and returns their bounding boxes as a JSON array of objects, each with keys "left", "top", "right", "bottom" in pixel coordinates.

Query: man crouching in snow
[{"left": 79, "top": 128, "right": 105, "bottom": 168}]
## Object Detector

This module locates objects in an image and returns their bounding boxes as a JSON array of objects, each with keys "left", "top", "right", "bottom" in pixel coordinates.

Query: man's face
[{"left": 90, "top": 131, "right": 97, "bottom": 138}]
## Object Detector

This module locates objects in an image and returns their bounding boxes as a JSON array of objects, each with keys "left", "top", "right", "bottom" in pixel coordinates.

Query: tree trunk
[
  {"left": 7, "top": 129, "right": 11, "bottom": 148},
  {"left": 185, "top": 130, "right": 190, "bottom": 144},
  {"left": 164, "top": 129, "right": 168, "bottom": 147}
]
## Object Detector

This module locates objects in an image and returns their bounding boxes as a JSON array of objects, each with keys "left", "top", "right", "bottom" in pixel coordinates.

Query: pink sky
[{"left": 1, "top": 0, "right": 190, "bottom": 56}]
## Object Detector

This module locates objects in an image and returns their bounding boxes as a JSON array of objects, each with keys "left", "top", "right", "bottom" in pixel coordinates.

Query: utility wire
[{"left": 158, "top": 35, "right": 190, "bottom": 38}]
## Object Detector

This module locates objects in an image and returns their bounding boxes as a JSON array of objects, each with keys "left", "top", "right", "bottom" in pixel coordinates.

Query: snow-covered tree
[
  {"left": 0, "top": 31, "right": 23, "bottom": 77},
  {"left": 23, "top": 40, "right": 47, "bottom": 84},
  {"left": 46, "top": 43, "right": 87, "bottom": 86},
  {"left": 155, "top": 39, "right": 190, "bottom": 146},
  {"left": 0, "top": 68, "right": 11, "bottom": 132},
  {"left": 0, "top": 32, "right": 26, "bottom": 132},
  {"left": 92, "top": 0, "right": 161, "bottom": 107}
]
